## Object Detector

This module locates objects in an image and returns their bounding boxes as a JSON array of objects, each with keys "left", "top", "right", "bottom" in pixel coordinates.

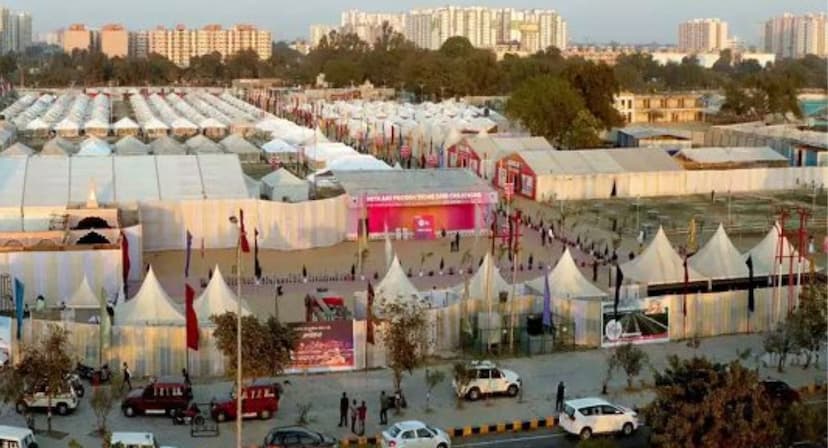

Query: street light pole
[{"left": 229, "top": 216, "right": 243, "bottom": 448}]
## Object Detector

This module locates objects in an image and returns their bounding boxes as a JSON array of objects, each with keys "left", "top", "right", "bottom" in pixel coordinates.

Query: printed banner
[
  {"left": 413, "top": 215, "right": 435, "bottom": 240},
  {"left": 286, "top": 320, "right": 355, "bottom": 373},
  {"left": 0, "top": 316, "right": 11, "bottom": 365},
  {"left": 601, "top": 298, "right": 669, "bottom": 347}
]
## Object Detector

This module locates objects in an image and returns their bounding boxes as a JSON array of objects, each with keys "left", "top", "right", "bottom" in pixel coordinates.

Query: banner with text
[{"left": 286, "top": 320, "right": 355, "bottom": 373}]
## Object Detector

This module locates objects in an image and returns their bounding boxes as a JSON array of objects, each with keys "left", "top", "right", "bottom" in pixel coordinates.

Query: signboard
[
  {"left": 413, "top": 215, "right": 435, "bottom": 240},
  {"left": 601, "top": 298, "right": 669, "bottom": 347},
  {"left": 0, "top": 316, "right": 11, "bottom": 365},
  {"left": 364, "top": 191, "right": 489, "bottom": 205},
  {"left": 286, "top": 320, "right": 355, "bottom": 373}
]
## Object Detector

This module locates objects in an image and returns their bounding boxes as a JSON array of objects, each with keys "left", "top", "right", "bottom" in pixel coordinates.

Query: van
[
  {"left": 121, "top": 377, "right": 192, "bottom": 417},
  {"left": 0, "top": 425, "right": 37, "bottom": 448},
  {"left": 110, "top": 432, "right": 176, "bottom": 448},
  {"left": 210, "top": 379, "right": 281, "bottom": 422}
]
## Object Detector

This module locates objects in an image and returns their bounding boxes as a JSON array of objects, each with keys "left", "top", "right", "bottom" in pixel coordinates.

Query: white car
[
  {"left": 452, "top": 360, "right": 521, "bottom": 401},
  {"left": 559, "top": 397, "right": 640, "bottom": 440},
  {"left": 381, "top": 420, "right": 451, "bottom": 448},
  {"left": 16, "top": 382, "right": 79, "bottom": 416},
  {"left": 0, "top": 425, "right": 37, "bottom": 448},
  {"left": 110, "top": 432, "right": 176, "bottom": 448}
]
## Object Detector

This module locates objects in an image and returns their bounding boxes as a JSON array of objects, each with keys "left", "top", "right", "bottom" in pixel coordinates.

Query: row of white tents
[
  {"left": 1, "top": 92, "right": 112, "bottom": 137},
  {"left": 129, "top": 92, "right": 262, "bottom": 139}
]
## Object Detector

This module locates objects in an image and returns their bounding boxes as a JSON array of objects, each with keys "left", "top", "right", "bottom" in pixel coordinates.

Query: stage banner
[
  {"left": 0, "top": 316, "right": 11, "bottom": 364},
  {"left": 286, "top": 320, "right": 355, "bottom": 373},
  {"left": 601, "top": 297, "right": 669, "bottom": 347},
  {"left": 413, "top": 215, "right": 435, "bottom": 240}
]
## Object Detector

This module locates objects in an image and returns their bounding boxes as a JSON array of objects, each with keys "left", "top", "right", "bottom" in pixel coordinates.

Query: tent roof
[
  {"left": 262, "top": 138, "right": 298, "bottom": 154},
  {"left": 171, "top": 118, "right": 198, "bottom": 130},
  {"left": 220, "top": 134, "right": 259, "bottom": 154},
  {"left": 621, "top": 227, "right": 704, "bottom": 284},
  {"left": 41, "top": 137, "right": 75, "bottom": 156},
  {"left": 25, "top": 117, "right": 49, "bottom": 131},
  {"left": 527, "top": 248, "right": 607, "bottom": 299},
  {"left": 676, "top": 146, "right": 787, "bottom": 164},
  {"left": 77, "top": 137, "right": 112, "bottom": 156},
  {"left": 742, "top": 223, "right": 798, "bottom": 277},
  {"left": 114, "top": 136, "right": 150, "bottom": 155},
  {"left": 200, "top": 117, "right": 227, "bottom": 129},
  {"left": 142, "top": 118, "right": 169, "bottom": 130},
  {"left": 453, "top": 253, "right": 511, "bottom": 300},
  {"left": 689, "top": 224, "right": 749, "bottom": 279},
  {"left": 66, "top": 276, "right": 101, "bottom": 309},
  {"left": 149, "top": 135, "right": 186, "bottom": 155},
  {"left": 1, "top": 142, "right": 34, "bottom": 156},
  {"left": 54, "top": 118, "right": 80, "bottom": 130},
  {"left": 261, "top": 168, "right": 305, "bottom": 187},
  {"left": 115, "top": 266, "right": 185, "bottom": 325},
  {"left": 185, "top": 134, "right": 221, "bottom": 150},
  {"left": 113, "top": 117, "right": 139, "bottom": 130},
  {"left": 195, "top": 266, "right": 252, "bottom": 323},
  {"left": 84, "top": 118, "right": 110, "bottom": 130},
  {"left": 375, "top": 256, "right": 422, "bottom": 311}
]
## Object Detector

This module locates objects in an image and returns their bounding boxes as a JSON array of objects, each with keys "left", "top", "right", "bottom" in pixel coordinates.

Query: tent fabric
[
  {"left": 77, "top": 137, "right": 112, "bottom": 156},
  {"left": 742, "top": 223, "right": 798, "bottom": 277},
  {"left": 65, "top": 275, "right": 101, "bottom": 309},
  {"left": 243, "top": 174, "right": 261, "bottom": 199},
  {"left": 621, "top": 227, "right": 704, "bottom": 285},
  {"left": 197, "top": 154, "right": 249, "bottom": 199},
  {"left": 149, "top": 135, "right": 186, "bottom": 155},
  {"left": 114, "top": 136, "right": 150, "bottom": 155},
  {"left": 374, "top": 256, "right": 423, "bottom": 312},
  {"left": 260, "top": 168, "right": 309, "bottom": 202},
  {"left": 185, "top": 135, "right": 223, "bottom": 154},
  {"left": 676, "top": 147, "right": 788, "bottom": 164},
  {"left": 526, "top": 248, "right": 607, "bottom": 299},
  {"left": 1, "top": 142, "right": 34, "bottom": 157},
  {"left": 113, "top": 117, "right": 139, "bottom": 130},
  {"left": 195, "top": 266, "right": 252, "bottom": 324},
  {"left": 41, "top": 137, "right": 76, "bottom": 156},
  {"left": 689, "top": 224, "right": 749, "bottom": 279},
  {"left": 114, "top": 156, "right": 160, "bottom": 202},
  {"left": 115, "top": 266, "right": 185, "bottom": 326},
  {"left": 25, "top": 118, "right": 49, "bottom": 131},
  {"left": 142, "top": 117, "right": 169, "bottom": 131},
  {"left": 69, "top": 156, "right": 115, "bottom": 203},
  {"left": 156, "top": 155, "right": 205, "bottom": 200},
  {"left": 219, "top": 134, "right": 260, "bottom": 162},
  {"left": 453, "top": 253, "right": 511, "bottom": 300},
  {"left": 262, "top": 138, "right": 298, "bottom": 154}
]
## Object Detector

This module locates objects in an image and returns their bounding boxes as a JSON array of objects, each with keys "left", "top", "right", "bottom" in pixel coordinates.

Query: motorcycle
[
  {"left": 75, "top": 362, "right": 111, "bottom": 384},
  {"left": 172, "top": 402, "right": 205, "bottom": 426},
  {"left": 66, "top": 373, "right": 84, "bottom": 398}
]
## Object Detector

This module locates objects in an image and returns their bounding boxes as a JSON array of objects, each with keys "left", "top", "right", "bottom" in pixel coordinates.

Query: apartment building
[
  {"left": 340, "top": 9, "right": 406, "bottom": 44},
  {"left": 62, "top": 24, "right": 91, "bottom": 53},
  {"left": 145, "top": 24, "right": 271, "bottom": 66},
  {"left": 678, "top": 18, "right": 729, "bottom": 52},
  {"left": 100, "top": 24, "right": 128, "bottom": 58},
  {"left": 309, "top": 24, "right": 334, "bottom": 48},
  {"left": 128, "top": 30, "right": 148, "bottom": 58},
  {"left": 0, "top": 8, "right": 32, "bottom": 54},
  {"left": 764, "top": 13, "right": 827, "bottom": 58},
  {"left": 615, "top": 92, "right": 705, "bottom": 124}
]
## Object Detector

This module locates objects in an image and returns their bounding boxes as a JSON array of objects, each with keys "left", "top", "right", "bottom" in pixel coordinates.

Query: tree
[
  {"left": 211, "top": 312, "right": 296, "bottom": 378},
  {"left": 780, "top": 401, "right": 827, "bottom": 446},
  {"left": 646, "top": 356, "right": 780, "bottom": 448},
  {"left": 563, "top": 60, "right": 623, "bottom": 128},
  {"left": 0, "top": 324, "right": 75, "bottom": 432},
  {"left": 377, "top": 299, "right": 427, "bottom": 395},
  {"left": 610, "top": 343, "right": 648, "bottom": 388},
  {"left": 452, "top": 362, "right": 474, "bottom": 409},
  {"left": 711, "top": 49, "right": 733, "bottom": 73},
  {"left": 788, "top": 285, "right": 827, "bottom": 369},
  {"left": 90, "top": 373, "right": 125, "bottom": 436},
  {"left": 560, "top": 110, "right": 604, "bottom": 149},
  {"left": 424, "top": 369, "right": 446, "bottom": 412},
  {"left": 763, "top": 319, "right": 796, "bottom": 373},
  {"left": 505, "top": 75, "right": 587, "bottom": 146}
]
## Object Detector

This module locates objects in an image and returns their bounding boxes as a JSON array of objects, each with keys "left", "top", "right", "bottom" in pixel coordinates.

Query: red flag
[
  {"left": 120, "top": 231, "right": 130, "bottom": 295},
  {"left": 239, "top": 209, "right": 251, "bottom": 253},
  {"left": 185, "top": 284, "right": 199, "bottom": 351},
  {"left": 366, "top": 282, "right": 375, "bottom": 344}
]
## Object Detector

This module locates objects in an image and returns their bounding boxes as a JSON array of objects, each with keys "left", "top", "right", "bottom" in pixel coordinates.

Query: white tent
[
  {"left": 77, "top": 137, "right": 112, "bottom": 156},
  {"left": 195, "top": 266, "right": 252, "bottom": 324},
  {"left": 115, "top": 267, "right": 185, "bottom": 325},
  {"left": 54, "top": 118, "right": 80, "bottom": 137},
  {"left": 453, "top": 253, "right": 511, "bottom": 300},
  {"left": 262, "top": 138, "right": 298, "bottom": 155},
  {"left": 527, "top": 248, "right": 607, "bottom": 299},
  {"left": 65, "top": 276, "right": 101, "bottom": 309},
  {"left": 114, "top": 136, "right": 150, "bottom": 155},
  {"left": 742, "top": 223, "right": 798, "bottom": 277},
  {"left": 186, "top": 134, "right": 223, "bottom": 154},
  {"left": 689, "top": 224, "right": 749, "bottom": 279},
  {"left": 260, "top": 168, "right": 309, "bottom": 202},
  {"left": 41, "top": 137, "right": 75, "bottom": 156},
  {"left": 25, "top": 117, "right": 49, "bottom": 132},
  {"left": 243, "top": 174, "right": 261, "bottom": 198},
  {"left": 621, "top": 227, "right": 704, "bottom": 285},
  {"left": 0, "top": 142, "right": 34, "bottom": 157},
  {"left": 374, "top": 256, "right": 423, "bottom": 314},
  {"left": 219, "top": 134, "right": 260, "bottom": 162},
  {"left": 113, "top": 117, "right": 140, "bottom": 136},
  {"left": 150, "top": 135, "right": 186, "bottom": 155}
]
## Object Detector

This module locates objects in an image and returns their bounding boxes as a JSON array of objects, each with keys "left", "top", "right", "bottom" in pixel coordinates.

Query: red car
[
  {"left": 211, "top": 379, "right": 281, "bottom": 422},
  {"left": 121, "top": 378, "right": 192, "bottom": 417}
]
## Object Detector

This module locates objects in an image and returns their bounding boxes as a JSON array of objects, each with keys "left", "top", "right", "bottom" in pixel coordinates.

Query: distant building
[
  {"left": 289, "top": 40, "right": 310, "bottom": 55},
  {"left": 101, "top": 24, "right": 128, "bottom": 58},
  {"left": 764, "top": 13, "right": 827, "bottom": 58},
  {"left": 0, "top": 8, "right": 32, "bottom": 54},
  {"left": 614, "top": 92, "right": 705, "bottom": 124},
  {"left": 340, "top": 9, "right": 406, "bottom": 44},
  {"left": 128, "top": 30, "right": 148, "bottom": 58},
  {"left": 616, "top": 127, "right": 694, "bottom": 150},
  {"left": 145, "top": 24, "right": 271, "bottom": 67},
  {"left": 562, "top": 45, "right": 638, "bottom": 65},
  {"left": 62, "top": 24, "right": 91, "bottom": 53},
  {"left": 309, "top": 24, "right": 333, "bottom": 48},
  {"left": 678, "top": 18, "right": 729, "bottom": 52}
]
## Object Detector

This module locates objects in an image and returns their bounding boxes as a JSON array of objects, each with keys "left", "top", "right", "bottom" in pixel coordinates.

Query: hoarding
[
  {"left": 601, "top": 298, "right": 669, "bottom": 347},
  {"left": 287, "top": 320, "right": 355, "bottom": 373}
]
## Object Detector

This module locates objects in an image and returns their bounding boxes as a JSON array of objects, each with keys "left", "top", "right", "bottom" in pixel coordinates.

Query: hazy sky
[{"left": 9, "top": 0, "right": 826, "bottom": 45}]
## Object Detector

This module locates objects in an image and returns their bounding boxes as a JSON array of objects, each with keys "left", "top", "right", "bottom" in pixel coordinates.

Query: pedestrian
[
  {"left": 454, "top": 232, "right": 460, "bottom": 250},
  {"left": 379, "top": 391, "right": 388, "bottom": 424},
  {"left": 358, "top": 401, "right": 367, "bottom": 435},
  {"left": 541, "top": 229, "right": 546, "bottom": 246},
  {"left": 555, "top": 381, "right": 565, "bottom": 412},
  {"left": 350, "top": 399, "right": 358, "bottom": 433},
  {"left": 182, "top": 368, "right": 191, "bottom": 386},
  {"left": 592, "top": 261, "right": 598, "bottom": 282},
  {"left": 338, "top": 392, "right": 348, "bottom": 427},
  {"left": 122, "top": 362, "right": 132, "bottom": 392}
]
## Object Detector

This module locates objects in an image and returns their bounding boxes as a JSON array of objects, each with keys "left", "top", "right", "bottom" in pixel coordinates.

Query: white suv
[
  {"left": 559, "top": 397, "right": 639, "bottom": 440},
  {"left": 111, "top": 432, "right": 177, "bottom": 448},
  {"left": 452, "top": 360, "right": 521, "bottom": 401},
  {"left": 15, "top": 382, "right": 79, "bottom": 416}
]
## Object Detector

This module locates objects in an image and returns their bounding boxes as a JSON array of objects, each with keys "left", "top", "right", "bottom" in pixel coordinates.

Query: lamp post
[{"left": 228, "top": 215, "right": 243, "bottom": 448}]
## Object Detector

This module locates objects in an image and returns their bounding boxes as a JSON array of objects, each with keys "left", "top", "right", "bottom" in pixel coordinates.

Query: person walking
[
  {"left": 338, "top": 392, "right": 348, "bottom": 427},
  {"left": 182, "top": 368, "right": 191, "bottom": 386},
  {"left": 555, "top": 381, "right": 566, "bottom": 412},
  {"left": 122, "top": 362, "right": 132, "bottom": 392},
  {"left": 357, "top": 401, "right": 367, "bottom": 435},
  {"left": 379, "top": 391, "right": 388, "bottom": 425},
  {"left": 350, "top": 399, "right": 358, "bottom": 433}
]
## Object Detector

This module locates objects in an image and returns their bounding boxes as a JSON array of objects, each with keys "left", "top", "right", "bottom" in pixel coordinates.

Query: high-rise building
[
  {"left": 0, "top": 8, "right": 32, "bottom": 54},
  {"left": 678, "top": 18, "right": 729, "bottom": 52},
  {"left": 62, "top": 24, "right": 92, "bottom": 53},
  {"left": 764, "top": 13, "right": 827, "bottom": 58},
  {"left": 309, "top": 24, "right": 333, "bottom": 47},
  {"left": 128, "top": 30, "right": 148, "bottom": 58},
  {"left": 146, "top": 24, "right": 271, "bottom": 67},
  {"left": 340, "top": 9, "right": 406, "bottom": 44},
  {"left": 100, "top": 24, "right": 128, "bottom": 58}
]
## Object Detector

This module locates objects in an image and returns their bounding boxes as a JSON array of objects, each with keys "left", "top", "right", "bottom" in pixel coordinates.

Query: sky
[{"left": 8, "top": 0, "right": 827, "bottom": 45}]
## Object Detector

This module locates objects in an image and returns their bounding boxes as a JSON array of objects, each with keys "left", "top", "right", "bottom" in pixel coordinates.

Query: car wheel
[
  {"left": 437, "top": 443, "right": 447, "bottom": 448},
  {"left": 15, "top": 402, "right": 27, "bottom": 414},
  {"left": 622, "top": 422, "right": 634, "bottom": 436},
  {"left": 580, "top": 427, "right": 592, "bottom": 440},
  {"left": 56, "top": 403, "right": 69, "bottom": 416},
  {"left": 259, "top": 409, "right": 271, "bottom": 420},
  {"left": 123, "top": 406, "right": 135, "bottom": 417},
  {"left": 506, "top": 384, "right": 519, "bottom": 397},
  {"left": 467, "top": 387, "right": 481, "bottom": 401},
  {"left": 216, "top": 412, "right": 227, "bottom": 422}
]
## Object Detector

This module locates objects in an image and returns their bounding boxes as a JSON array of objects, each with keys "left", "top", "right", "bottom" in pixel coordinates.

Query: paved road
[{"left": 456, "top": 427, "right": 651, "bottom": 448}]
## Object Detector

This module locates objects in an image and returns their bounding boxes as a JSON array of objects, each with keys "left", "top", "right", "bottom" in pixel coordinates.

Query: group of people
[{"left": 339, "top": 390, "right": 402, "bottom": 435}]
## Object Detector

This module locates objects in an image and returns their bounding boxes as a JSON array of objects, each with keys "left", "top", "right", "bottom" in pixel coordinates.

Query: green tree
[
  {"left": 211, "top": 312, "right": 296, "bottom": 378},
  {"left": 711, "top": 49, "right": 733, "bottom": 73},
  {"left": 610, "top": 343, "right": 648, "bottom": 388},
  {"left": 560, "top": 110, "right": 604, "bottom": 149},
  {"left": 90, "top": 373, "right": 125, "bottom": 436},
  {"left": 788, "top": 285, "right": 827, "bottom": 369},
  {"left": 377, "top": 299, "right": 427, "bottom": 395},
  {"left": 423, "top": 369, "right": 446, "bottom": 412},
  {"left": 505, "top": 75, "right": 587, "bottom": 146},
  {"left": 645, "top": 356, "right": 780, "bottom": 448},
  {"left": 563, "top": 60, "right": 623, "bottom": 128}
]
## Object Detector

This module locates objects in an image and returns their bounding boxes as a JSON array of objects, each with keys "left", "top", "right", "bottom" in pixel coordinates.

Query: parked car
[
  {"left": 15, "top": 381, "right": 79, "bottom": 416},
  {"left": 211, "top": 379, "right": 282, "bottom": 422},
  {"left": 559, "top": 397, "right": 639, "bottom": 440},
  {"left": 452, "top": 360, "right": 521, "bottom": 401},
  {"left": 760, "top": 380, "right": 801, "bottom": 407},
  {"left": 0, "top": 424, "right": 37, "bottom": 448},
  {"left": 380, "top": 420, "right": 451, "bottom": 448},
  {"left": 262, "top": 426, "right": 337, "bottom": 448},
  {"left": 110, "top": 431, "right": 176, "bottom": 448},
  {"left": 121, "top": 377, "right": 192, "bottom": 417}
]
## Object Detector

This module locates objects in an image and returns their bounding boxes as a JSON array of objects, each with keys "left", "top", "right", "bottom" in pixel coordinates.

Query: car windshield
[
  {"left": 564, "top": 404, "right": 576, "bottom": 418},
  {"left": 388, "top": 425, "right": 402, "bottom": 437},
  {"left": 425, "top": 425, "right": 439, "bottom": 436}
]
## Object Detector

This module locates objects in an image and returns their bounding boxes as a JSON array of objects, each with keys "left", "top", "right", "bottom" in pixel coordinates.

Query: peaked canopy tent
[
  {"left": 261, "top": 138, "right": 299, "bottom": 163},
  {"left": 219, "top": 134, "right": 260, "bottom": 162},
  {"left": 171, "top": 118, "right": 199, "bottom": 138},
  {"left": 114, "top": 266, "right": 185, "bottom": 326},
  {"left": 195, "top": 266, "right": 252, "bottom": 324},
  {"left": 200, "top": 117, "right": 228, "bottom": 139},
  {"left": 452, "top": 253, "right": 511, "bottom": 301},
  {"left": 689, "top": 224, "right": 749, "bottom": 280},
  {"left": 84, "top": 118, "right": 111, "bottom": 138},
  {"left": 142, "top": 118, "right": 170, "bottom": 139},
  {"left": 41, "top": 137, "right": 76, "bottom": 156},
  {"left": 149, "top": 135, "right": 187, "bottom": 155},
  {"left": 526, "top": 248, "right": 607, "bottom": 300},
  {"left": 260, "top": 168, "right": 309, "bottom": 202},
  {"left": 621, "top": 227, "right": 704, "bottom": 286},
  {"left": 373, "top": 256, "right": 425, "bottom": 315},
  {"left": 1, "top": 142, "right": 34, "bottom": 157},
  {"left": 113, "top": 117, "right": 140, "bottom": 137},
  {"left": 742, "top": 223, "right": 798, "bottom": 277},
  {"left": 65, "top": 275, "right": 101, "bottom": 309},
  {"left": 25, "top": 117, "right": 50, "bottom": 137},
  {"left": 77, "top": 137, "right": 112, "bottom": 156},
  {"left": 114, "top": 136, "right": 150, "bottom": 155},
  {"left": 185, "top": 134, "right": 223, "bottom": 154}
]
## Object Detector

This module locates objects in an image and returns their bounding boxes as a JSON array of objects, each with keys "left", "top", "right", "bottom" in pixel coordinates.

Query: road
[{"left": 455, "top": 427, "right": 651, "bottom": 448}]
